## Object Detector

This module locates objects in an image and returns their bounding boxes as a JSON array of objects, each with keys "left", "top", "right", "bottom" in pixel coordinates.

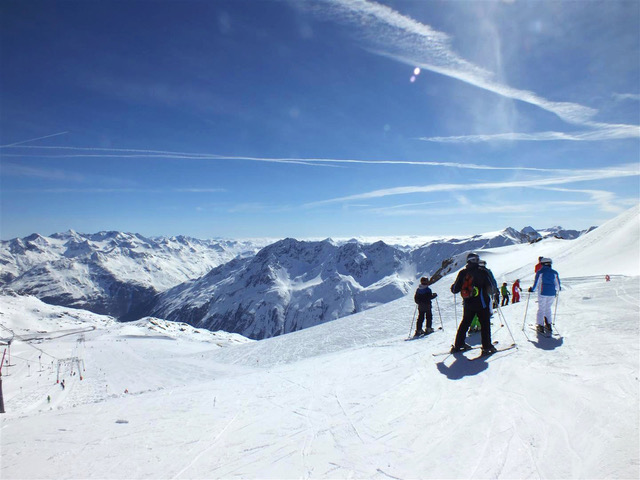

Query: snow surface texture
[{"left": 0, "top": 206, "right": 638, "bottom": 479}]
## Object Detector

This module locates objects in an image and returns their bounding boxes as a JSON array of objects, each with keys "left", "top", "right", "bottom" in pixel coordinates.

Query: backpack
[{"left": 460, "top": 272, "right": 479, "bottom": 299}]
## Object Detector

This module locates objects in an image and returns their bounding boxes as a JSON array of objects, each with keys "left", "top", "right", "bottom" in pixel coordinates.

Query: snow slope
[{"left": 0, "top": 206, "right": 638, "bottom": 479}]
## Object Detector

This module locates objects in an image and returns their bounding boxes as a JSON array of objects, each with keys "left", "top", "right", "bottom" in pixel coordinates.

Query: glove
[
  {"left": 450, "top": 284, "right": 456, "bottom": 294},
  {"left": 432, "top": 293, "right": 438, "bottom": 298},
  {"left": 528, "top": 287, "right": 533, "bottom": 292}
]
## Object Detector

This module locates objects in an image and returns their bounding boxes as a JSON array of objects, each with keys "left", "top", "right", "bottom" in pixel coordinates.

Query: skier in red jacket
[
  {"left": 512, "top": 279, "right": 521, "bottom": 303},
  {"left": 534, "top": 256, "right": 543, "bottom": 273}
]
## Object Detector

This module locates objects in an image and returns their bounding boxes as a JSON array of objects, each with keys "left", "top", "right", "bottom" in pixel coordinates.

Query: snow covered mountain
[
  {"left": 0, "top": 205, "right": 637, "bottom": 479},
  {"left": 151, "top": 238, "right": 415, "bottom": 339},
  {"left": 0, "top": 231, "right": 273, "bottom": 320},
  {"left": 520, "top": 224, "right": 595, "bottom": 242},
  {"left": 0, "top": 225, "right": 593, "bottom": 337}
]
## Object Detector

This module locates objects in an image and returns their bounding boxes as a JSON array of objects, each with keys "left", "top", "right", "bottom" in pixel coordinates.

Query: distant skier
[
  {"left": 512, "top": 279, "right": 521, "bottom": 303},
  {"left": 413, "top": 277, "right": 437, "bottom": 337},
  {"left": 450, "top": 253, "right": 497, "bottom": 355},
  {"left": 534, "top": 256, "right": 543, "bottom": 273},
  {"left": 500, "top": 282, "right": 510, "bottom": 306},
  {"left": 528, "top": 257, "right": 561, "bottom": 333}
]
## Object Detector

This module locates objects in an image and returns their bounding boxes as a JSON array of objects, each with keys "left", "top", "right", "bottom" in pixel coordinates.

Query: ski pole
[
  {"left": 453, "top": 293, "right": 458, "bottom": 330},
  {"left": 435, "top": 297, "right": 444, "bottom": 332},
  {"left": 497, "top": 305, "right": 517, "bottom": 346},
  {"left": 522, "top": 291, "right": 531, "bottom": 331},
  {"left": 408, "top": 304, "right": 417, "bottom": 338},
  {"left": 553, "top": 291, "right": 560, "bottom": 328}
]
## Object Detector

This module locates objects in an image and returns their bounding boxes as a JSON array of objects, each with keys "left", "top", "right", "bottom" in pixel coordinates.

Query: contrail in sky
[
  {"left": 2, "top": 144, "right": 632, "bottom": 175},
  {"left": 0, "top": 131, "right": 69, "bottom": 147}
]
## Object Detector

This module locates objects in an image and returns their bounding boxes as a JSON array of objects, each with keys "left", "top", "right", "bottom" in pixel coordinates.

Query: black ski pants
[
  {"left": 454, "top": 305, "right": 492, "bottom": 349},
  {"left": 416, "top": 306, "right": 433, "bottom": 332}
]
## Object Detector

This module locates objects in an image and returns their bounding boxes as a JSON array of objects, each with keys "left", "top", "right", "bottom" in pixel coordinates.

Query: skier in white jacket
[{"left": 528, "top": 257, "right": 561, "bottom": 333}]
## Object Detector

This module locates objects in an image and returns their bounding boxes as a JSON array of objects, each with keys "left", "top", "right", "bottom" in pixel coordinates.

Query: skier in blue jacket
[{"left": 528, "top": 257, "right": 561, "bottom": 333}]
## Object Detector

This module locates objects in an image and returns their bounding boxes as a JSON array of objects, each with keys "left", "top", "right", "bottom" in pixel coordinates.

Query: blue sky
[{"left": 1, "top": 0, "right": 639, "bottom": 240}]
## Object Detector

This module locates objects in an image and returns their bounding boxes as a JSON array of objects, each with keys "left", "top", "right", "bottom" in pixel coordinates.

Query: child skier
[
  {"left": 528, "top": 258, "right": 561, "bottom": 333},
  {"left": 413, "top": 277, "right": 438, "bottom": 337},
  {"left": 500, "top": 282, "right": 510, "bottom": 306}
]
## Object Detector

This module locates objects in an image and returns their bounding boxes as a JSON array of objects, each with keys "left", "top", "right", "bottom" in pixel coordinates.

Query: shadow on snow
[{"left": 435, "top": 353, "right": 489, "bottom": 379}]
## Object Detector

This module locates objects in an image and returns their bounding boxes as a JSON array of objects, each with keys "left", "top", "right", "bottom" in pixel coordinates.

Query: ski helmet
[
  {"left": 467, "top": 253, "right": 480, "bottom": 264},
  {"left": 541, "top": 257, "right": 552, "bottom": 265},
  {"left": 420, "top": 277, "right": 429, "bottom": 285}
]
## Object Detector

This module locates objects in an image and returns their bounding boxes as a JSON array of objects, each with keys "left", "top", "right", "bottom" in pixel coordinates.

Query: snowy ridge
[
  {"left": 0, "top": 206, "right": 637, "bottom": 479},
  {"left": 0, "top": 231, "right": 273, "bottom": 319},
  {"left": 151, "top": 239, "right": 416, "bottom": 339}
]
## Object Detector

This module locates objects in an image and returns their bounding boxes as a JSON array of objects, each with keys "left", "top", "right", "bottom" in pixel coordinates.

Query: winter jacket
[
  {"left": 531, "top": 265, "right": 561, "bottom": 296},
  {"left": 500, "top": 285, "right": 510, "bottom": 297},
  {"left": 451, "top": 262, "right": 496, "bottom": 309},
  {"left": 414, "top": 285, "right": 436, "bottom": 309},
  {"left": 481, "top": 266, "right": 498, "bottom": 293},
  {"left": 512, "top": 281, "right": 521, "bottom": 296}
]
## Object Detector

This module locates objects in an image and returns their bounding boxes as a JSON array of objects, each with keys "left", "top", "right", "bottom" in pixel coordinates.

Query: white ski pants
[{"left": 536, "top": 294, "right": 555, "bottom": 325}]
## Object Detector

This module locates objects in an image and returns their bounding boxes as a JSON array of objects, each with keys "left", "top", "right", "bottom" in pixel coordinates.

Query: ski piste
[
  {"left": 466, "top": 343, "right": 517, "bottom": 361},
  {"left": 405, "top": 326, "right": 443, "bottom": 341}
]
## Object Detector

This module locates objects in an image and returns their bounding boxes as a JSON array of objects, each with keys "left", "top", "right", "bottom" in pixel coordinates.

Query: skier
[
  {"left": 528, "top": 257, "right": 561, "bottom": 333},
  {"left": 413, "top": 277, "right": 437, "bottom": 337},
  {"left": 450, "top": 253, "right": 497, "bottom": 355},
  {"left": 500, "top": 282, "right": 510, "bottom": 306},
  {"left": 512, "top": 279, "right": 521, "bottom": 303},
  {"left": 534, "top": 256, "right": 543, "bottom": 273}
]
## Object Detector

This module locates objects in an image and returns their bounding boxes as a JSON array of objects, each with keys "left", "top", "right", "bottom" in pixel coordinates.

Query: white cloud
[
  {"left": 324, "top": 0, "right": 638, "bottom": 142},
  {"left": 304, "top": 163, "right": 640, "bottom": 207},
  {"left": 613, "top": 93, "right": 640, "bottom": 102},
  {"left": 326, "top": 0, "right": 595, "bottom": 124}
]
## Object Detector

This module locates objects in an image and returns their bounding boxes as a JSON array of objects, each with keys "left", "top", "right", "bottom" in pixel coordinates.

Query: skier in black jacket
[
  {"left": 450, "top": 253, "right": 497, "bottom": 355},
  {"left": 413, "top": 277, "right": 437, "bottom": 337}
]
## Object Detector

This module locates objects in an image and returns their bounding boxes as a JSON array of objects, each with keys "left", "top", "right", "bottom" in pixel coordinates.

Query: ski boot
[
  {"left": 481, "top": 345, "right": 498, "bottom": 356},
  {"left": 544, "top": 319, "right": 553, "bottom": 334},
  {"left": 450, "top": 343, "right": 472, "bottom": 353},
  {"left": 536, "top": 324, "right": 545, "bottom": 334},
  {"left": 414, "top": 330, "right": 425, "bottom": 338},
  {"left": 425, "top": 327, "right": 435, "bottom": 334}
]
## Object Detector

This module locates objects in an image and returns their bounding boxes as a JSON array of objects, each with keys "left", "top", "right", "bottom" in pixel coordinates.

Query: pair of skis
[
  {"left": 431, "top": 341, "right": 517, "bottom": 361},
  {"left": 527, "top": 324, "right": 561, "bottom": 338},
  {"left": 404, "top": 326, "right": 443, "bottom": 341}
]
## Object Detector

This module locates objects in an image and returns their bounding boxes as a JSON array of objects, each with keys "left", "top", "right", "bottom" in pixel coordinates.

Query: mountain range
[{"left": 0, "top": 225, "right": 593, "bottom": 339}]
